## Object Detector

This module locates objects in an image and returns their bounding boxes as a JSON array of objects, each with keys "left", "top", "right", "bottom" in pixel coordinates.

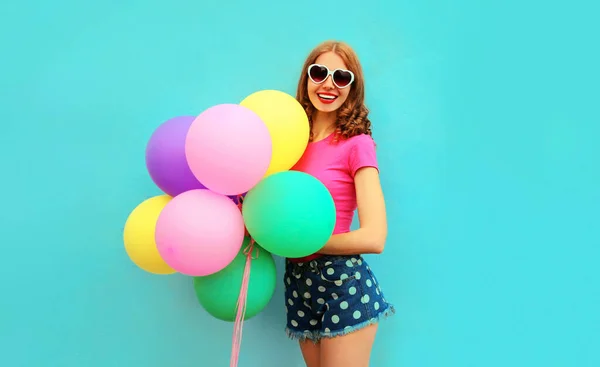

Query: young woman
[{"left": 285, "top": 40, "right": 394, "bottom": 367}]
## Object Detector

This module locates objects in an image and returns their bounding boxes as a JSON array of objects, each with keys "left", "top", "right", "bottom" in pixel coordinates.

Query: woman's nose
[{"left": 322, "top": 75, "right": 335, "bottom": 89}]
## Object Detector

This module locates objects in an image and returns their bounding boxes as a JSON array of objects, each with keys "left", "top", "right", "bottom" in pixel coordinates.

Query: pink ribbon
[{"left": 230, "top": 195, "right": 257, "bottom": 366}]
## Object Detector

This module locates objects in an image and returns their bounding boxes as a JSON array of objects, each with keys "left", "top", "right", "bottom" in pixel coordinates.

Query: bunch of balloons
[{"left": 122, "top": 89, "right": 336, "bottom": 344}]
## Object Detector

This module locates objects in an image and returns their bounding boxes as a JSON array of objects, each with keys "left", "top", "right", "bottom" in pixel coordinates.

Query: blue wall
[{"left": 1, "top": 0, "right": 598, "bottom": 366}]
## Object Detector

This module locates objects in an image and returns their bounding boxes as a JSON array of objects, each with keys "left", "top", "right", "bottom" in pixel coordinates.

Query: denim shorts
[{"left": 284, "top": 255, "right": 395, "bottom": 342}]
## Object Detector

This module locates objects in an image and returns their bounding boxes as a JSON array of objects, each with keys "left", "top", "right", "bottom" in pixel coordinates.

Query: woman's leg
[
  {"left": 299, "top": 340, "right": 321, "bottom": 367},
  {"left": 320, "top": 324, "right": 378, "bottom": 367}
]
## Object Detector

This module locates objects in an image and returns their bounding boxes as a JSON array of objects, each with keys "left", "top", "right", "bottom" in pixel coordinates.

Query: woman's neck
[{"left": 311, "top": 110, "right": 337, "bottom": 141}]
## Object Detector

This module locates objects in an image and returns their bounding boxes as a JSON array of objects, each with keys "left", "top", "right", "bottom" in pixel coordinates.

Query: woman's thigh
[
  {"left": 320, "top": 323, "right": 378, "bottom": 367},
  {"left": 299, "top": 340, "right": 321, "bottom": 367}
]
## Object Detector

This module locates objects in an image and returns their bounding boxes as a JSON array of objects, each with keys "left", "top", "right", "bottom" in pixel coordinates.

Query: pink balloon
[
  {"left": 185, "top": 104, "right": 272, "bottom": 196},
  {"left": 155, "top": 189, "right": 245, "bottom": 276}
]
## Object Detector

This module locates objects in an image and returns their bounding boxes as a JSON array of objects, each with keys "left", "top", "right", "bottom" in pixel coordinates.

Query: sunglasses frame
[{"left": 307, "top": 63, "right": 355, "bottom": 89}]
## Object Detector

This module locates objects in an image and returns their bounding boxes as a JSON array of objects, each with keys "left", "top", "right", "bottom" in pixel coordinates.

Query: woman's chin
[{"left": 309, "top": 96, "right": 342, "bottom": 113}]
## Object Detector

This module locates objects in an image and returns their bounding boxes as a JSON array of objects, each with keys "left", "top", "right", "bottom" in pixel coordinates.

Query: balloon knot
[{"left": 243, "top": 238, "right": 259, "bottom": 259}]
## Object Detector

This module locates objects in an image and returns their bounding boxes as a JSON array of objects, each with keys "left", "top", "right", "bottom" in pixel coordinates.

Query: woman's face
[{"left": 306, "top": 51, "right": 354, "bottom": 114}]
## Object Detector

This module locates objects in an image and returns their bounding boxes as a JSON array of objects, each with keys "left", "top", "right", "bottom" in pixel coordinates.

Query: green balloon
[
  {"left": 242, "top": 170, "right": 336, "bottom": 258},
  {"left": 193, "top": 238, "right": 276, "bottom": 322}
]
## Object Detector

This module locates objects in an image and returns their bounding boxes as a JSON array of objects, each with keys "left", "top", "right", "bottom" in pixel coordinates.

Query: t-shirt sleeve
[{"left": 348, "top": 134, "right": 379, "bottom": 177}]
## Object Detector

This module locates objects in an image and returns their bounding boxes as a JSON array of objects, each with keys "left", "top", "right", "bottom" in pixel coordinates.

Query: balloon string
[
  {"left": 230, "top": 238, "right": 257, "bottom": 366},
  {"left": 236, "top": 195, "right": 250, "bottom": 237}
]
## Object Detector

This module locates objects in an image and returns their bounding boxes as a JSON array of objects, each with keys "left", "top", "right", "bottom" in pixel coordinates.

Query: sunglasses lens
[
  {"left": 309, "top": 65, "right": 328, "bottom": 83},
  {"left": 333, "top": 70, "right": 353, "bottom": 87}
]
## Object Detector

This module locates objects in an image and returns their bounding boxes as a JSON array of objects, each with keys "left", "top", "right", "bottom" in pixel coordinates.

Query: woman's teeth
[{"left": 318, "top": 94, "right": 337, "bottom": 100}]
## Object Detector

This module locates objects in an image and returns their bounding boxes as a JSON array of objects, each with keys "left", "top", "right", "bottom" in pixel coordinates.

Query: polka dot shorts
[{"left": 284, "top": 255, "right": 395, "bottom": 342}]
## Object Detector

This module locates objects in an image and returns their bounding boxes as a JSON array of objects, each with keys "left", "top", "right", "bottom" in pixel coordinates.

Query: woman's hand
[{"left": 318, "top": 166, "right": 387, "bottom": 255}]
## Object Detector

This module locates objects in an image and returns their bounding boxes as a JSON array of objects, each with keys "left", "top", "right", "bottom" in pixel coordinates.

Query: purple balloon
[{"left": 146, "top": 116, "right": 207, "bottom": 196}]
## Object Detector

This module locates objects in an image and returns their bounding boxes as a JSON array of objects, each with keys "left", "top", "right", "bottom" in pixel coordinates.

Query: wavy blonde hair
[{"left": 296, "top": 40, "right": 372, "bottom": 142}]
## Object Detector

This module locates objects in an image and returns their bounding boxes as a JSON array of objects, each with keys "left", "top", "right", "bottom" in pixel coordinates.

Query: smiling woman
[
  {"left": 306, "top": 53, "right": 354, "bottom": 114},
  {"left": 295, "top": 41, "right": 372, "bottom": 143},
  {"left": 284, "top": 40, "right": 393, "bottom": 367}
]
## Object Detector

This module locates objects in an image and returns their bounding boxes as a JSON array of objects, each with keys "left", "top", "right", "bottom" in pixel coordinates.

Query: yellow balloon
[
  {"left": 240, "top": 90, "right": 310, "bottom": 176},
  {"left": 123, "top": 195, "right": 175, "bottom": 275}
]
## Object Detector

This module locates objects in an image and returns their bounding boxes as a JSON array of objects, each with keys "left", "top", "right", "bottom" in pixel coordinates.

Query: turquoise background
[{"left": 1, "top": 0, "right": 598, "bottom": 366}]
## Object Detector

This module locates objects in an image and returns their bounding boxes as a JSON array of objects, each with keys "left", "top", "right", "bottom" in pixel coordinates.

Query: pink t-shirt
[{"left": 289, "top": 132, "right": 379, "bottom": 263}]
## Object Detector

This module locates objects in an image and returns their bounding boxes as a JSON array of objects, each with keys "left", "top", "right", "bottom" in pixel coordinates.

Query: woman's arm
[{"left": 318, "top": 166, "right": 388, "bottom": 255}]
